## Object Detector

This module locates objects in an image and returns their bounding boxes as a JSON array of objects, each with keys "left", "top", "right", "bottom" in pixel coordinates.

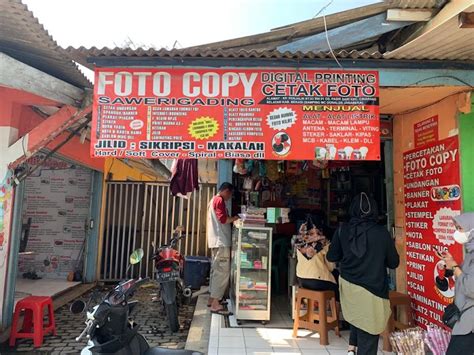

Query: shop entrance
[
  {"left": 100, "top": 181, "right": 216, "bottom": 281},
  {"left": 228, "top": 141, "right": 393, "bottom": 327}
]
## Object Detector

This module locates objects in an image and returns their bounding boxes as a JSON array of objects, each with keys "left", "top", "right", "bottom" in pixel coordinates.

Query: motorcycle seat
[{"left": 144, "top": 348, "right": 203, "bottom": 355}]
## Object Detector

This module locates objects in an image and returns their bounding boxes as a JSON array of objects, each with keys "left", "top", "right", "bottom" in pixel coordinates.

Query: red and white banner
[
  {"left": 403, "top": 135, "right": 463, "bottom": 328},
  {"left": 92, "top": 68, "right": 380, "bottom": 160}
]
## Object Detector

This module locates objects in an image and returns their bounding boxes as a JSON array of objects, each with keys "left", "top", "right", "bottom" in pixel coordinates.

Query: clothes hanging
[{"left": 170, "top": 159, "right": 199, "bottom": 198}]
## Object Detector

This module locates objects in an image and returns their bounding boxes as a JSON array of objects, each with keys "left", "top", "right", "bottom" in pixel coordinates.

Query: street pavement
[{"left": 1, "top": 285, "right": 195, "bottom": 354}]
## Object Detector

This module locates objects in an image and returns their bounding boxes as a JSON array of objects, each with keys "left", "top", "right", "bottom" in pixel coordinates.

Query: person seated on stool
[{"left": 295, "top": 217, "right": 339, "bottom": 300}]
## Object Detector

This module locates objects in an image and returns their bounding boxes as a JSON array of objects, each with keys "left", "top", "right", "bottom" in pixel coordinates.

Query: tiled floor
[
  {"left": 228, "top": 295, "right": 294, "bottom": 329},
  {"left": 209, "top": 298, "right": 392, "bottom": 355},
  {"left": 209, "top": 316, "right": 391, "bottom": 355}
]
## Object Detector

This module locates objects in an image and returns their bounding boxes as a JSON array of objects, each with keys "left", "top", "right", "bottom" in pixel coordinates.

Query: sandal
[
  {"left": 210, "top": 309, "right": 233, "bottom": 316},
  {"left": 207, "top": 300, "right": 228, "bottom": 307}
]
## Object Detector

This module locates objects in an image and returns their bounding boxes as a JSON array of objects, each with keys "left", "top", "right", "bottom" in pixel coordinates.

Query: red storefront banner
[
  {"left": 92, "top": 68, "right": 380, "bottom": 160},
  {"left": 403, "top": 135, "right": 463, "bottom": 329}
]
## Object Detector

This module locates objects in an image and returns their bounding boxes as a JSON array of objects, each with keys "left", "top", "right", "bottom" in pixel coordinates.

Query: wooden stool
[
  {"left": 382, "top": 291, "right": 414, "bottom": 352},
  {"left": 9, "top": 296, "right": 57, "bottom": 348},
  {"left": 292, "top": 288, "right": 340, "bottom": 345}
]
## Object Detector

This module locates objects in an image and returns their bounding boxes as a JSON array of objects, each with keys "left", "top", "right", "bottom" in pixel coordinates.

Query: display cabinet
[{"left": 230, "top": 225, "right": 272, "bottom": 323}]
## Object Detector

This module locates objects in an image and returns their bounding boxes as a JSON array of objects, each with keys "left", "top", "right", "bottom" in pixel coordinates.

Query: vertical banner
[
  {"left": 403, "top": 135, "right": 463, "bottom": 328},
  {"left": 0, "top": 171, "right": 14, "bottom": 318}
]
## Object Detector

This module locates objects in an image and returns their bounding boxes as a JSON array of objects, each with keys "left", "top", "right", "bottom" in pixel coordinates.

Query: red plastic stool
[{"left": 9, "top": 296, "right": 57, "bottom": 348}]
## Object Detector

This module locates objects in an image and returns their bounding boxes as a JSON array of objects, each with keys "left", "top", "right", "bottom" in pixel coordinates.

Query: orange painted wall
[
  {"left": 392, "top": 92, "right": 471, "bottom": 293},
  {"left": 103, "top": 158, "right": 156, "bottom": 181}
]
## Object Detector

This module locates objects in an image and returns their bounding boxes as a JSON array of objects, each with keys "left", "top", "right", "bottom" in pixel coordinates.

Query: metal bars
[{"left": 100, "top": 182, "right": 215, "bottom": 281}]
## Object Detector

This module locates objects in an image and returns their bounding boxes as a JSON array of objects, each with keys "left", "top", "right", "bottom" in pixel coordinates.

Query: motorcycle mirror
[
  {"left": 129, "top": 248, "right": 144, "bottom": 265},
  {"left": 70, "top": 300, "right": 86, "bottom": 314}
]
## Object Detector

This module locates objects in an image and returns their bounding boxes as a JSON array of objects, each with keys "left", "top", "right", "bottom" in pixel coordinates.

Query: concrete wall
[{"left": 392, "top": 92, "right": 471, "bottom": 292}]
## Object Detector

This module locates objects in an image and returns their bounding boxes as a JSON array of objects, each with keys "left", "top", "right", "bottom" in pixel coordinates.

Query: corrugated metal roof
[
  {"left": 384, "top": 2, "right": 474, "bottom": 60},
  {"left": 0, "top": 0, "right": 91, "bottom": 88},
  {"left": 65, "top": 46, "right": 384, "bottom": 70},
  {"left": 187, "top": 1, "right": 447, "bottom": 52},
  {"left": 190, "top": 2, "right": 391, "bottom": 52}
]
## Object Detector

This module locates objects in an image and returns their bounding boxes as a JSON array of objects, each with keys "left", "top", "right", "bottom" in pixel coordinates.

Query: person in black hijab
[{"left": 327, "top": 193, "right": 399, "bottom": 355}]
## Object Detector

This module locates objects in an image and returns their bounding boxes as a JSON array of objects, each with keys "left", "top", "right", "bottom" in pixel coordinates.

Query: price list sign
[{"left": 403, "top": 135, "right": 463, "bottom": 328}]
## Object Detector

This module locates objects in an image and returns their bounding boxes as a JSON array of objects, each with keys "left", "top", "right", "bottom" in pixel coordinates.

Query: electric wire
[
  {"left": 323, "top": 14, "right": 343, "bottom": 70},
  {"left": 16, "top": 118, "right": 92, "bottom": 183}
]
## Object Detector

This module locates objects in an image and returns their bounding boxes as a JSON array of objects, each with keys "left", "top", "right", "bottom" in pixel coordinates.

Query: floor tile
[
  {"left": 208, "top": 347, "right": 218, "bottom": 355},
  {"left": 326, "top": 351, "right": 348, "bottom": 355},
  {"left": 258, "top": 328, "right": 295, "bottom": 339},
  {"left": 219, "top": 336, "right": 246, "bottom": 348},
  {"left": 300, "top": 350, "right": 329, "bottom": 355},
  {"left": 294, "top": 338, "right": 327, "bottom": 350},
  {"left": 209, "top": 335, "right": 219, "bottom": 348},
  {"left": 217, "top": 348, "right": 247, "bottom": 355},
  {"left": 210, "top": 327, "right": 219, "bottom": 338},
  {"left": 292, "top": 329, "right": 313, "bottom": 337},
  {"left": 243, "top": 328, "right": 263, "bottom": 337},
  {"left": 245, "top": 336, "right": 273, "bottom": 350},
  {"left": 270, "top": 339, "right": 300, "bottom": 349},
  {"left": 246, "top": 349, "right": 275, "bottom": 355},
  {"left": 272, "top": 349, "right": 302, "bottom": 354},
  {"left": 325, "top": 337, "right": 349, "bottom": 350},
  {"left": 220, "top": 328, "right": 244, "bottom": 337}
]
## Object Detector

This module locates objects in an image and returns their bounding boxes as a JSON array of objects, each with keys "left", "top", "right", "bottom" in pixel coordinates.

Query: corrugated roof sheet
[
  {"left": 0, "top": 0, "right": 91, "bottom": 88},
  {"left": 186, "top": 1, "right": 447, "bottom": 52},
  {"left": 190, "top": 2, "right": 391, "bottom": 52},
  {"left": 385, "top": 2, "right": 474, "bottom": 60},
  {"left": 65, "top": 0, "right": 469, "bottom": 66},
  {"left": 66, "top": 47, "right": 384, "bottom": 70}
]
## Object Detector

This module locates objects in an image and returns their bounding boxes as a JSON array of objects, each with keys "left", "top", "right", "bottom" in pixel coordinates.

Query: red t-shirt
[{"left": 213, "top": 196, "right": 228, "bottom": 224}]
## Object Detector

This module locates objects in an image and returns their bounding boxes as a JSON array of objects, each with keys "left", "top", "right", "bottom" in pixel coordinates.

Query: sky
[{"left": 23, "top": 0, "right": 378, "bottom": 49}]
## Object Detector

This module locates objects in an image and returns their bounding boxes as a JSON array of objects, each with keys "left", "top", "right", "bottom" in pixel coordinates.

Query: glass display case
[{"left": 230, "top": 225, "right": 272, "bottom": 323}]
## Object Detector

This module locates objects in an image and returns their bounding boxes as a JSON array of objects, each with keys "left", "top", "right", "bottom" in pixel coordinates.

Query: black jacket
[{"left": 327, "top": 222, "right": 399, "bottom": 299}]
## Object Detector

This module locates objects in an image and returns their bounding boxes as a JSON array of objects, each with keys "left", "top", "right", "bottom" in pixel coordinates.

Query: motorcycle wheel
[{"left": 165, "top": 302, "right": 179, "bottom": 333}]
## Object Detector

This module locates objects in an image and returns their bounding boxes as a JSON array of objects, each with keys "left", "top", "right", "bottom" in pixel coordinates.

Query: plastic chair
[
  {"left": 10, "top": 296, "right": 57, "bottom": 348},
  {"left": 292, "top": 288, "right": 340, "bottom": 345}
]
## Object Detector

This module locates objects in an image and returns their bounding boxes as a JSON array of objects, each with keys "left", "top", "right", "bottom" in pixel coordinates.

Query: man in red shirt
[{"left": 207, "top": 182, "right": 238, "bottom": 315}]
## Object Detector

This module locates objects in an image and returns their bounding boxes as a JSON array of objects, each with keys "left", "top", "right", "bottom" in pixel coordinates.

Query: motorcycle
[
  {"left": 71, "top": 248, "right": 202, "bottom": 355},
  {"left": 151, "top": 226, "right": 192, "bottom": 333}
]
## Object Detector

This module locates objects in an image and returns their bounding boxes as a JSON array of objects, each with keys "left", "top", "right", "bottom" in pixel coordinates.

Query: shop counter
[{"left": 230, "top": 225, "right": 273, "bottom": 323}]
